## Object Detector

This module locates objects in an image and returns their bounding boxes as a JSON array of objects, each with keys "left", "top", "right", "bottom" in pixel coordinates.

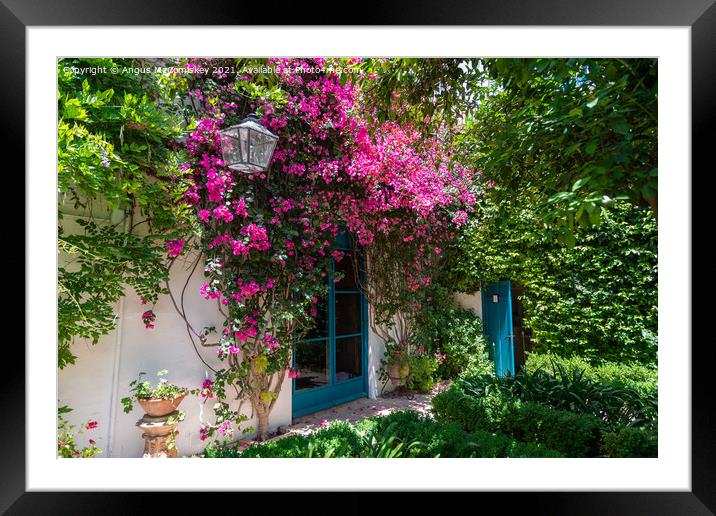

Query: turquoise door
[
  {"left": 482, "top": 280, "right": 515, "bottom": 377},
  {"left": 292, "top": 230, "right": 368, "bottom": 418}
]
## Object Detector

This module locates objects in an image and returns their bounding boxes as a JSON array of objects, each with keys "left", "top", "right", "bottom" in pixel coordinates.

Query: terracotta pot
[
  {"left": 138, "top": 393, "right": 186, "bottom": 417},
  {"left": 387, "top": 363, "right": 410, "bottom": 387}
]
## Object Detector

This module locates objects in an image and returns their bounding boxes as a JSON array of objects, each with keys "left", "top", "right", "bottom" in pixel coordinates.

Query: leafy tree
[
  {"left": 473, "top": 58, "right": 658, "bottom": 240},
  {"left": 359, "top": 58, "right": 658, "bottom": 240},
  {"left": 57, "top": 58, "right": 187, "bottom": 368}
]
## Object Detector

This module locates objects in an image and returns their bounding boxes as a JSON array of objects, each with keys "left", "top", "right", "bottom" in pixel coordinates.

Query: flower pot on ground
[
  {"left": 381, "top": 339, "right": 411, "bottom": 389},
  {"left": 387, "top": 363, "right": 410, "bottom": 387}
]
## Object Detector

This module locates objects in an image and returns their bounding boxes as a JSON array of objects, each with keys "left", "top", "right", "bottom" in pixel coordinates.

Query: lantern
[{"left": 219, "top": 113, "right": 278, "bottom": 173}]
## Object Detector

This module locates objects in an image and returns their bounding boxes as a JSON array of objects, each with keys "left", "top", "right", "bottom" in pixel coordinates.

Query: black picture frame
[{"left": 5, "top": 0, "right": 710, "bottom": 513}]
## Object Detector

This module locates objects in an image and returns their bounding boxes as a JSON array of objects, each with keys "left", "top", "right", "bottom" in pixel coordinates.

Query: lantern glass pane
[
  {"left": 239, "top": 127, "right": 249, "bottom": 164},
  {"left": 249, "top": 130, "right": 278, "bottom": 168},
  {"left": 219, "top": 115, "right": 279, "bottom": 173},
  {"left": 219, "top": 129, "right": 240, "bottom": 166}
]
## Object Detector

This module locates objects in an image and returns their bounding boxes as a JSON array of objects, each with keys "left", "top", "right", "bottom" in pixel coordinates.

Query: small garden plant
[
  {"left": 121, "top": 370, "right": 189, "bottom": 414},
  {"left": 57, "top": 405, "right": 102, "bottom": 458}
]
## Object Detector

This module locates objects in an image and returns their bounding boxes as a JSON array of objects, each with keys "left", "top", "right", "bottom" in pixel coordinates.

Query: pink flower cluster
[
  {"left": 199, "top": 378, "right": 214, "bottom": 399},
  {"left": 165, "top": 239, "right": 185, "bottom": 258},
  {"left": 174, "top": 58, "right": 482, "bottom": 438},
  {"left": 262, "top": 333, "right": 281, "bottom": 351},
  {"left": 142, "top": 310, "right": 156, "bottom": 329}
]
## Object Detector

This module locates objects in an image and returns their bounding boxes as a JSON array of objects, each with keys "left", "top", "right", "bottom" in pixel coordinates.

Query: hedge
[
  {"left": 602, "top": 426, "right": 658, "bottom": 458},
  {"left": 203, "top": 411, "right": 563, "bottom": 458},
  {"left": 525, "top": 352, "right": 657, "bottom": 400},
  {"left": 356, "top": 410, "right": 563, "bottom": 458},
  {"left": 203, "top": 421, "right": 364, "bottom": 458},
  {"left": 432, "top": 381, "right": 603, "bottom": 457}
]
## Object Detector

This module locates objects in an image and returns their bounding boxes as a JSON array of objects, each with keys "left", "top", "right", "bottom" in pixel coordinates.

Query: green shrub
[
  {"left": 526, "top": 353, "right": 657, "bottom": 388},
  {"left": 360, "top": 410, "right": 562, "bottom": 458},
  {"left": 461, "top": 367, "right": 655, "bottom": 430},
  {"left": 202, "top": 440, "right": 243, "bottom": 458},
  {"left": 407, "top": 354, "right": 438, "bottom": 393},
  {"left": 413, "top": 286, "right": 493, "bottom": 380},
  {"left": 524, "top": 352, "right": 658, "bottom": 424},
  {"left": 206, "top": 411, "right": 564, "bottom": 459},
  {"left": 602, "top": 426, "right": 658, "bottom": 458},
  {"left": 231, "top": 421, "right": 364, "bottom": 458},
  {"left": 432, "top": 381, "right": 602, "bottom": 457}
]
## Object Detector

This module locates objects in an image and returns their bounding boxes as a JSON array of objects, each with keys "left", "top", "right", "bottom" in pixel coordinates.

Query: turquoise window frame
[{"left": 291, "top": 230, "right": 369, "bottom": 418}]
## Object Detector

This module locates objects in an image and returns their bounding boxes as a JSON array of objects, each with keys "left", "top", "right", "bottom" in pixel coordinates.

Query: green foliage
[
  {"left": 406, "top": 354, "right": 438, "bottom": 393},
  {"left": 469, "top": 58, "right": 658, "bottom": 236},
  {"left": 413, "top": 286, "right": 493, "bottom": 379},
  {"left": 206, "top": 412, "right": 562, "bottom": 458},
  {"left": 461, "top": 367, "right": 655, "bottom": 431},
  {"left": 57, "top": 405, "right": 102, "bottom": 458},
  {"left": 448, "top": 201, "right": 657, "bottom": 365},
  {"left": 358, "top": 410, "right": 562, "bottom": 458},
  {"left": 120, "top": 370, "right": 189, "bottom": 414},
  {"left": 357, "top": 421, "right": 426, "bottom": 458},
  {"left": 230, "top": 422, "right": 365, "bottom": 458},
  {"left": 432, "top": 381, "right": 603, "bottom": 457},
  {"left": 354, "top": 58, "right": 476, "bottom": 129},
  {"left": 525, "top": 352, "right": 658, "bottom": 402},
  {"left": 57, "top": 220, "right": 170, "bottom": 368},
  {"left": 602, "top": 426, "right": 657, "bottom": 458},
  {"left": 57, "top": 58, "right": 189, "bottom": 368}
]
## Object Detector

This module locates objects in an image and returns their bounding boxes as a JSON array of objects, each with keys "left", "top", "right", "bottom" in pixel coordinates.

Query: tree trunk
[{"left": 255, "top": 404, "right": 270, "bottom": 441}]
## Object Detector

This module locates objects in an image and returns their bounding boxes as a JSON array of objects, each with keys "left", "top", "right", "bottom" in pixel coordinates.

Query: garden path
[{"left": 281, "top": 380, "right": 451, "bottom": 437}]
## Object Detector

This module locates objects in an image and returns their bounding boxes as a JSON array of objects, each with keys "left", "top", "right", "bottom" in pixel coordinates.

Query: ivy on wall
[{"left": 447, "top": 200, "right": 657, "bottom": 365}]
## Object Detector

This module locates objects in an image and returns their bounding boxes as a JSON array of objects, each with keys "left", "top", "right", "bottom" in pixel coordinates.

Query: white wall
[
  {"left": 367, "top": 322, "right": 387, "bottom": 398},
  {"left": 454, "top": 290, "right": 483, "bottom": 319},
  {"left": 58, "top": 207, "right": 475, "bottom": 456},
  {"left": 58, "top": 247, "right": 292, "bottom": 458}
]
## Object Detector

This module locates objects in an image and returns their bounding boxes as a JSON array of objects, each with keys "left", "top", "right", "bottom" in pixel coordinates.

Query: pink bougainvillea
[
  {"left": 173, "top": 57, "right": 480, "bottom": 441},
  {"left": 165, "top": 239, "right": 186, "bottom": 258}
]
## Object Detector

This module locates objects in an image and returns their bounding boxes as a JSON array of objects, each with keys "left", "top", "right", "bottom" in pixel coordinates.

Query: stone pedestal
[{"left": 136, "top": 411, "right": 180, "bottom": 458}]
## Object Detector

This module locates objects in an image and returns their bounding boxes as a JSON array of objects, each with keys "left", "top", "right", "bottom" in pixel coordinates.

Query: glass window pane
[
  {"left": 219, "top": 131, "right": 240, "bottom": 165},
  {"left": 249, "top": 130, "right": 276, "bottom": 168},
  {"left": 239, "top": 126, "right": 249, "bottom": 162},
  {"left": 335, "top": 294, "right": 361, "bottom": 336},
  {"left": 294, "top": 340, "right": 329, "bottom": 391},
  {"left": 335, "top": 335, "right": 362, "bottom": 382},
  {"left": 334, "top": 254, "right": 358, "bottom": 291},
  {"left": 304, "top": 294, "right": 328, "bottom": 339}
]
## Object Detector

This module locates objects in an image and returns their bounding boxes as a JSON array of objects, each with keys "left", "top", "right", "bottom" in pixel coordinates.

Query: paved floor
[{"left": 283, "top": 380, "right": 451, "bottom": 436}]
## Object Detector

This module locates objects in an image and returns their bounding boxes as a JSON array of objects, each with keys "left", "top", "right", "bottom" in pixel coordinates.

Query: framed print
[{"left": 5, "top": 0, "right": 712, "bottom": 513}]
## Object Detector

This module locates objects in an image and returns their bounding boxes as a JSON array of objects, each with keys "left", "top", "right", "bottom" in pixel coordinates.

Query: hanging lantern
[{"left": 218, "top": 113, "right": 278, "bottom": 173}]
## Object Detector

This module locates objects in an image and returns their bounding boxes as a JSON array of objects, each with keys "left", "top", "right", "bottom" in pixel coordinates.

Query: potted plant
[
  {"left": 121, "top": 370, "right": 188, "bottom": 417},
  {"left": 381, "top": 339, "right": 410, "bottom": 388}
]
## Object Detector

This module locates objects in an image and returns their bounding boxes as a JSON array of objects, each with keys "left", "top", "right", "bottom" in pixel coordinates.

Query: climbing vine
[{"left": 172, "top": 58, "right": 477, "bottom": 440}]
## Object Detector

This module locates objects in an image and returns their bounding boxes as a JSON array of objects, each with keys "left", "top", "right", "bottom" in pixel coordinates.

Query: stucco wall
[
  {"left": 58, "top": 228, "right": 291, "bottom": 457},
  {"left": 58, "top": 207, "right": 475, "bottom": 456},
  {"left": 57, "top": 217, "right": 385, "bottom": 456},
  {"left": 454, "top": 290, "right": 483, "bottom": 319},
  {"left": 367, "top": 322, "right": 387, "bottom": 398}
]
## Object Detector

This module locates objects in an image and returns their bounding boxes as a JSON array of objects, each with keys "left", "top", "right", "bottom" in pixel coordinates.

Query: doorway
[{"left": 291, "top": 231, "right": 368, "bottom": 418}]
